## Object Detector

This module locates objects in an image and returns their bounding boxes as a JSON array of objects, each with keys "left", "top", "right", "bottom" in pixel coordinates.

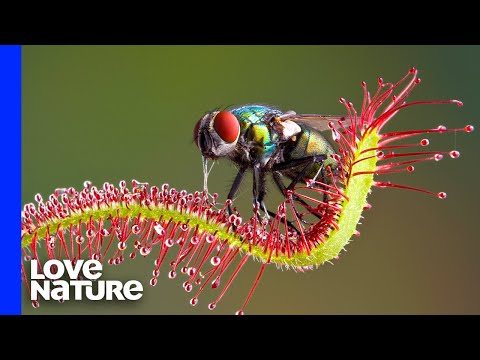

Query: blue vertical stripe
[{"left": 0, "top": 45, "right": 21, "bottom": 315}]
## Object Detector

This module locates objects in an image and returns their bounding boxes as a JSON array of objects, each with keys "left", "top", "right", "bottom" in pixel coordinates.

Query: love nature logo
[{"left": 30, "top": 259, "right": 143, "bottom": 304}]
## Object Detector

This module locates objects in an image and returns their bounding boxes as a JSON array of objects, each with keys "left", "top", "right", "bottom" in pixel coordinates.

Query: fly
[{"left": 193, "top": 105, "right": 345, "bottom": 230}]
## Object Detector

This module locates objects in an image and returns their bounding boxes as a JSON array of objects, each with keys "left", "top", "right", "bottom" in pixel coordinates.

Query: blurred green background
[{"left": 22, "top": 46, "right": 480, "bottom": 314}]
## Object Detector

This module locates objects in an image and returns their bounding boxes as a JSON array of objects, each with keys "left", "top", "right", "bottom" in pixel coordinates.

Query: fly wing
[{"left": 279, "top": 114, "right": 346, "bottom": 132}]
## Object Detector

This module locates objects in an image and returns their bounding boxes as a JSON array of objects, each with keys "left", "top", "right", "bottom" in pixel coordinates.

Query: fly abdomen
[{"left": 282, "top": 125, "right": 338, "bottom": 182}]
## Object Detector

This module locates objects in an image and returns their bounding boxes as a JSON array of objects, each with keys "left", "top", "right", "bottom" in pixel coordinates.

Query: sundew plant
[{"left": 22, "top": 69, "right": 474, "bottom": 314}]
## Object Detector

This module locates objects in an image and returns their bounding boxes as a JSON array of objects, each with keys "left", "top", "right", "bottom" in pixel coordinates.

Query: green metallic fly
[{"left": 193, "top": 105, "right": 345, "bottom": 227}]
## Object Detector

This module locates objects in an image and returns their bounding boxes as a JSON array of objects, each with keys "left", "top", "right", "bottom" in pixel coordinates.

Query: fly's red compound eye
[
  {"left": 213, "top": 111, "right": 240, "bottom": 143},
  {"left": 193, "top": 119, "right": 201, "bottom": 147}
]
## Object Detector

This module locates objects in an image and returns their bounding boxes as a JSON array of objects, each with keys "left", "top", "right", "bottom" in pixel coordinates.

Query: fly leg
[
  {"left": 252, "top": 164, "right": 269, "bottom": 222},
  {"left": 273, "top": 155, "right": 327, "bottom": 190},
  {"left": 273, "top": 172, "right": 318, "bottom": 224},
  {"left": 227, "top": 166, "right": 247, "bottom": 216},
  {"left": 272, "top": 155, "right": 327, "bottom": 222},
  {"left": 226, "top": 167, "right": 248, "bottom": 232},
  {"left": 252, "top": 164, "right": 300, "bottom": 232},
  {"left": 265, "top": 208, "right": 301, "bottom": 233}
]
